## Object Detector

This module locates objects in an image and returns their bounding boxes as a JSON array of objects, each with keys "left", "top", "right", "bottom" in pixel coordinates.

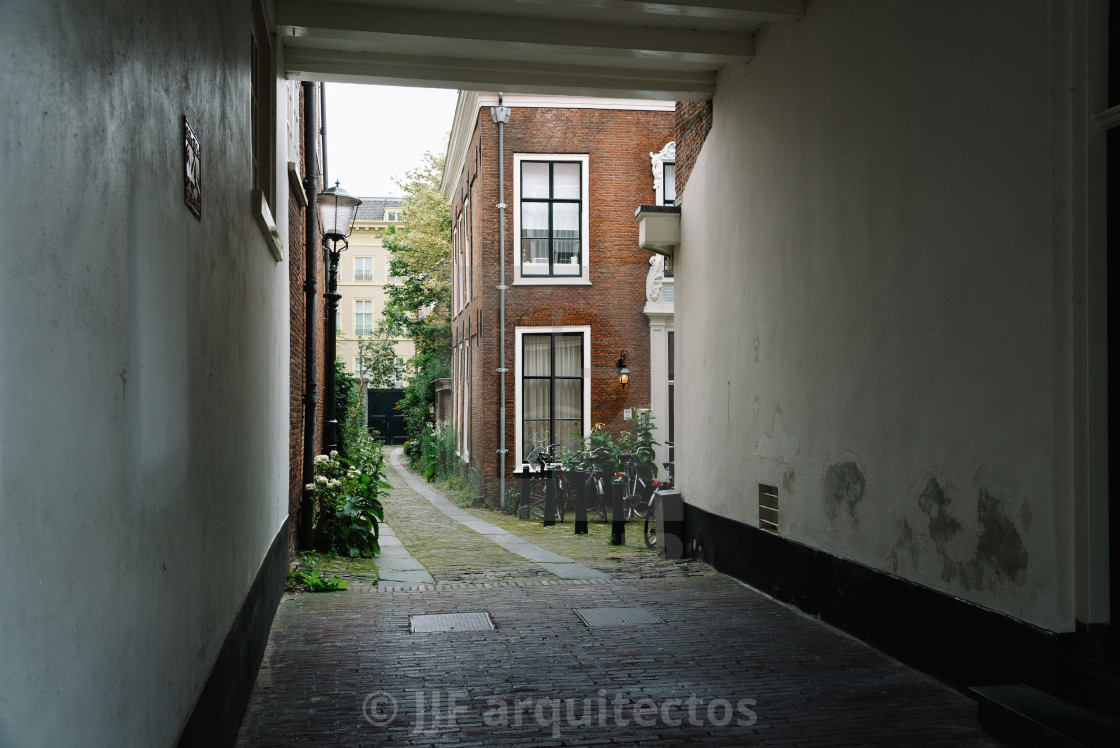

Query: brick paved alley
[{"left": 236, "top": 451, "right": 1002, "bottom": 747}]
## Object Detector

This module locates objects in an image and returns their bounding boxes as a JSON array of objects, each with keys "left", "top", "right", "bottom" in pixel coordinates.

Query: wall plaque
[{"left": 183, "top": 116, "right": 201, "bottom": 220}]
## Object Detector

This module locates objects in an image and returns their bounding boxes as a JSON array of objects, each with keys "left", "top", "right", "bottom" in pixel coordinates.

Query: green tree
[
  {"left": 381, "top": 151, "right": 452, "bottom": 358},
  {"left": 357, "top": 320, "right": 407, "bottom": 389},
  {"left": 379, "top": 150, "right": 453, "bottom": 463}
]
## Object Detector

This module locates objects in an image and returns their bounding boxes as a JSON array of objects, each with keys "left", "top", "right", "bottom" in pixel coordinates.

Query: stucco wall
[
  {"left": 0, "top": 0, "right": 289, "bottom": 745},
  {"left": 677, "top": 0, "right": 1078, "bottom": 632}
]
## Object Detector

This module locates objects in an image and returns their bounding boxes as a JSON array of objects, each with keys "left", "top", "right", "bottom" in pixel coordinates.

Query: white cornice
[
  {"left": 441, "top": 91, "right": 482, "bottom": 198},
  {"left": 441, "top": 91, "right": 676, "bottom": 197}
]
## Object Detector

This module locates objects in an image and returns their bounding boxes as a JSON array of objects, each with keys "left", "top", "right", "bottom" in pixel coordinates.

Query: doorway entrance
[{"left": 368, "top": 388, "right": 406, "bottom": 444}]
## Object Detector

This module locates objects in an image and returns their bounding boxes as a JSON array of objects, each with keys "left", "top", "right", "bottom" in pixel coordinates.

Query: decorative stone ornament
[{"left": 650, "top": 141, "right": 676, "bottom": 192}]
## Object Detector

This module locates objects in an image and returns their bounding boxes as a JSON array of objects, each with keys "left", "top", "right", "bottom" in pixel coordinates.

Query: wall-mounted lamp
[{"left": 617, "top": 351, "right": 630, "bottom": 389}]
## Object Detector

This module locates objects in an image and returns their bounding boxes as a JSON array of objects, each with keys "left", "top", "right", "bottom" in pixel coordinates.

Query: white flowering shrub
[{"left": 305, "top": 437, "right": 389, "bottom": 557}]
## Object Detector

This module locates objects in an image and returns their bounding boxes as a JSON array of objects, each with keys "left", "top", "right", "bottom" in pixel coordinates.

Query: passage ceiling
[{"left": 277, "top": 0, "right": 804, "bottom": 100}]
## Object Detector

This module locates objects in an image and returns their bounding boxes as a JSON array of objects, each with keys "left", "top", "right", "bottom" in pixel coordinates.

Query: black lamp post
[{"left": 317, "top": 181, "right": 362, "bottom": 455}]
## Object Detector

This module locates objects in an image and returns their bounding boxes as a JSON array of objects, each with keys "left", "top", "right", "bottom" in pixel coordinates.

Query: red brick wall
[
  {"left": 288, "top": 84, "right": 326, "bottom": 556},
  {"left": 449, "top": 104, "right": 675, "bottom": 499},
  {"left": 674, "top": 99, "right": 713, "bottom": 200}
]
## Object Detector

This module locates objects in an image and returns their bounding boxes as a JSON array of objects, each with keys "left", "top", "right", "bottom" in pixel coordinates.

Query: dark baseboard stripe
[
  {"left": 177, "top": 519, "right": 289, "bottom": 748},
  {"left": 681, "top": 503, "right": 1074, "bottom": 688}
]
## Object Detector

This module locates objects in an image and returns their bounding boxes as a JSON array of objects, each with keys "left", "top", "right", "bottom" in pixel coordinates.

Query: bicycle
[
  {"left": 520, "top": 444, "right": 569, "bottom": 522},
  {"left": 615, "top": 449, "right": 656, "bottom": 521},
  {"left": 565, "top": 447, "right": 610, "bottom": 522},
  {"left": 644, "top": 442, "right": 675, "bottom": 549}
]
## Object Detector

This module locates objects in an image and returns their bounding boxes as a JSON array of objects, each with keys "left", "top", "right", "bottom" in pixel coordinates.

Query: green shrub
[
  {"left": 305, "top": 433, "right": 390, "bottom": 558},
  {"left": 562, "top": 411, "right": 659, "bottom": 481},
  {"left": 334, "top": 359, "right": 368, "bottom": 460}
]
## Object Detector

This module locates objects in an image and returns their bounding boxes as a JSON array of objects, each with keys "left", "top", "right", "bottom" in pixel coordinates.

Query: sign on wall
[{"left": 183, "top": 116, "right": 201, "bottom": 221}]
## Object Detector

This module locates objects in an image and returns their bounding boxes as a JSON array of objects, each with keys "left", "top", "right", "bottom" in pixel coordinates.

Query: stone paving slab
[
  {"left": 375, "top": 523, "right": 435, "bottom": 589},
  {"left": 237, "top": 573, "right": 1005, "bottom": 747}
]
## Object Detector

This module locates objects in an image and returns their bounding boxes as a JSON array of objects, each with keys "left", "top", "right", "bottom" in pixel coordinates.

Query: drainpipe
[
  {"left": 300, "top": 81, "right": 319, "bottom": 551},
  {"left": 319, "top": 82, "right": 328, "bottom": 188},
  {"left": 491, "top": 94, "right": 511, "bottom": 508}
]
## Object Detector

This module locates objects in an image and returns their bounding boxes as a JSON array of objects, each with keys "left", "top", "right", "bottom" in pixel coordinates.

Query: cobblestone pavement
[
  {"left": 237, "top": 455, "right": 1002, "bottom": 747},
  {"left": 374, "top": 448, "right": 702, "bottom": 585}
]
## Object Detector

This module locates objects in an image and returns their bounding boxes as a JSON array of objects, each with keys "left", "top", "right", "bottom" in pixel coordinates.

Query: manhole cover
[
  {"left": 574, "top": 607, "right": 663, "bottom": 627},
  {"left": 409, "top": 612, "right": 494, "bottom": 633}
]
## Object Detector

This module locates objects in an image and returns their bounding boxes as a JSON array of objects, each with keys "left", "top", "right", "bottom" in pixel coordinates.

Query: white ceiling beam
[
  {"left": 277, "top": 1, "right": 753, "bottom": 62},
  {"left": 529, "top": 0, "right": 805, "bottom": 23},
  {"left": 285, "top": 48, "right": 716, "bottom": 101}
]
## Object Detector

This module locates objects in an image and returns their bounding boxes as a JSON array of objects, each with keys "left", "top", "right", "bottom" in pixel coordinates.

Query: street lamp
[
  {"left": 617, "top": 351, "right": 630, "bottom": 389},
  {"left": 317, "top": 181, "right": 362, "bottom": 454}
]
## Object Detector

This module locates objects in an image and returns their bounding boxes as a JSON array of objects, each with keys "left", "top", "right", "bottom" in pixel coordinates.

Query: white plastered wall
[
  {"left": 676, "top": 0, "right": 1096, "bottom": 633},
  {"left": 0, "top": 0, "right": 289, "bottom": 744}
]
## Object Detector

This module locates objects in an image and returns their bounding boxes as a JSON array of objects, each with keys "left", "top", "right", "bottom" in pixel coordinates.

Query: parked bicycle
[
  {"left": 615, "top": 448, "right": 658, "bottom": 521},
  {"left": 564, "top": 446, "right": 610, "bottom": 522},
  {"left": 520, "top": 444, "right": 570, "bottom": 522},
  {"left": 644, "top": 442, "right": 674, "bottom": 549}
]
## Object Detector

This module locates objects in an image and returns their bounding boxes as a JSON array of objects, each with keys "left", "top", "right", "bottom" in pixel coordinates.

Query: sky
[{"left": 324, "top": 83, "right": 459, "bottom": 198}]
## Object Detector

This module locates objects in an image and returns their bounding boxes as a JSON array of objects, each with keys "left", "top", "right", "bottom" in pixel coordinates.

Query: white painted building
[{"left": 335, "top": 198, "right": 412, "bottom": 387}]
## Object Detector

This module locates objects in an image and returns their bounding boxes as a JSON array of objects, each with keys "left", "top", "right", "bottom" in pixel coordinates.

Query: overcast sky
[{"left": 324, "top": 83, "right": 459, "bottom": 198}]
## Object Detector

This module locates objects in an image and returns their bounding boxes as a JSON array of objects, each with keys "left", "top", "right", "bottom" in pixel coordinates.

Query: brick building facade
[
  {"left": 442, "top": 93, "right": 676, "bottom": 502},
  {"left": 287, "top": 82, "right": 327, "bottom": 556}
]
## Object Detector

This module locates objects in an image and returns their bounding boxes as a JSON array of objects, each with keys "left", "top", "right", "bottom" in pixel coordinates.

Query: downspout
[
  {"left": 300, "top": 81, "right": 319, "bottom": 550},
  {"left": 319, "top": 82, "right": 328, "bottom": 188},
  {"left": 491, "top": 94, "right": 511, "bottom": 508}
]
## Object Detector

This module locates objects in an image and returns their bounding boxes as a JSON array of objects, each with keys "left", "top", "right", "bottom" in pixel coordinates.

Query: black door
[{"left": 368, "top": 388, "right": 406, "bottom": 444}]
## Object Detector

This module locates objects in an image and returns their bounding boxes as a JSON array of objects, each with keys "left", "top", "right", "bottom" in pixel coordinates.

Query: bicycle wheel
[
  {"left": 588, "top": 475, "right": 608, "bottom": 521},
  {"left": 526, "top": 479, "right": 565, "bottom": 522},
  {"left": 643, "top": 497, "right": 658, "bottom": 549}
]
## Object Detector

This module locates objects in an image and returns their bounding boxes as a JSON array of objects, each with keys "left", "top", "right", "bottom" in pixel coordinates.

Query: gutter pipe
[
  {"left": 300, "top": 81, "right": 319, "bottom": 550},
  {"left": 491, "top": 94, "right": 511, "bottom": 508}
]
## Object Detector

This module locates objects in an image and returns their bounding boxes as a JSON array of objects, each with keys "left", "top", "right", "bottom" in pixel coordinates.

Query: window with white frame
[
  {"left": 515, "top": 327, "right": 591, "bottom": 464},
  {"left": 354, "top": 300, "right": 372, "bottom": 336},
  {"left": 456, "top": 213, "right": 465, "bottom": 310},
  {"left": 662, "top": 163, "right": 676, "bottom": 205},
  {"left": 651, "top": 142, "right": 676, "bottom": 276},
  {"left": 514, "top": 154, "right": 589, "bottom": 285},
  {"left": 652, "top": 141, "right": 676, "bottom": 207},
  {"left": 354, "top": 256, "right": 373, "bottom": 282},
  {"left": 450, "top": 224, "right": 458, "bottom": 310},
  {"left": 463, "top": 338, "right": 471, "bottom": 460},
  {"left": 464, "top": 196, "right": 472, "bottom": 301},
  {"left": 386, "top": 210, "right": 399, "bottom": 221}
]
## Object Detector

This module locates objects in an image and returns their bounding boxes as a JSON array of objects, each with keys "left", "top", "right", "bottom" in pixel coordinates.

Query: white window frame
[
  {"left": 651, "top": 141, "right": 676, "bottom": 207},
  {"left": 354, "top": 299, "right": 372, "bottom": 337},
  {"left": 513, "top": 325, "right": 591, "bottom": 472},
  {"left": 512, "top": 153, "right": 591, "bottom": 286},
  {"left": 464, "top": 196, "right": 471, "bottom": 302},
  {"left": 354, "top": 256, "right": 373, "bottom": 282},
  {"left": 462, "top": 337, "right": 470, "bottom": 461}
]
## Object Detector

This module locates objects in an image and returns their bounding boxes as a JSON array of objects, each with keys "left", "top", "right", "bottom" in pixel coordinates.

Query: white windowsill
[{"left": 513, "top": 277, "right": 592, "bottom": 287}]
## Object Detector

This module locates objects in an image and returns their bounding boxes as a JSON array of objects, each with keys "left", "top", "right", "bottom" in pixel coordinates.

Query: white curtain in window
[
  {"left": 554, "top": 335, "right": 582, "bottom": 451},
  {"left": 523, "top": 335, "right": 550, "bottom": 458}
]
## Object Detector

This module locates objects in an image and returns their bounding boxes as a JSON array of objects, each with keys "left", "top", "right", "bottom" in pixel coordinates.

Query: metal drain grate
[
  {"left": 409, "top": 612, "right": 494, "bottom": 633},
  {"left": 574, "top": 607, "right": 663, "bottom": 628}
]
